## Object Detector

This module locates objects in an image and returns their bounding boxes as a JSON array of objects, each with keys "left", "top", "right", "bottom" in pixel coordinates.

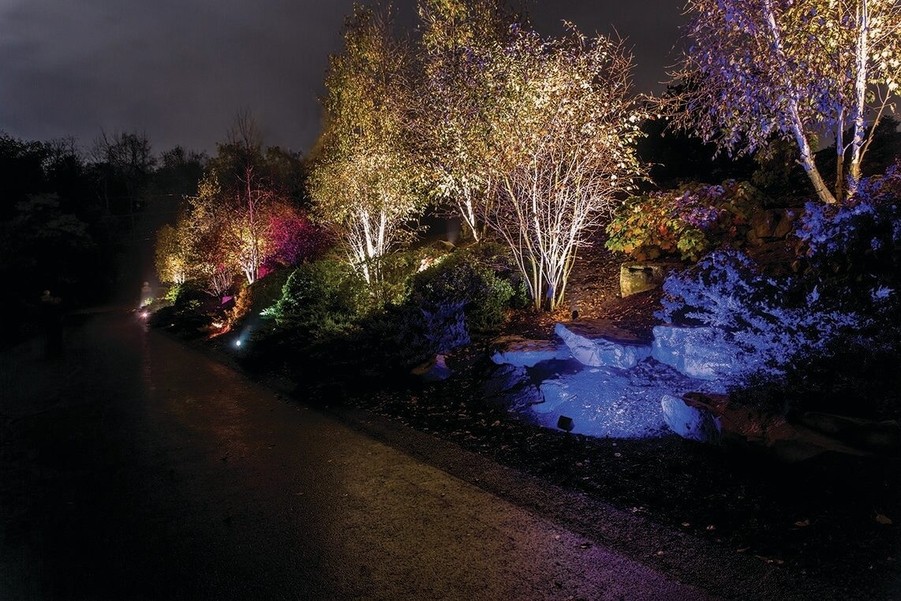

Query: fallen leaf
[
  {"left": 755, "top": 555, "right": 784, "bottom": 565},
  {"left": 876, "top": 513, "right": 893, "bottom": 525},
  {"left": 794, "top": 519, "right": 810, "bottom": 528}
]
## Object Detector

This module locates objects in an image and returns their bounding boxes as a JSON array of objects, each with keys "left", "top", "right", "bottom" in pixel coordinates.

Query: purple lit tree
[{"left": 671, "top": 0, "right": 901, "bottom": 204}]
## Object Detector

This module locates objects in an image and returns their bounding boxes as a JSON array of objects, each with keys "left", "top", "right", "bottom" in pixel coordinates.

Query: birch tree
[
  {"left": 672, "top": 0, "right": 901, "bottom": 204},
  {"left": 210, "top": 113, "right": 275, "bottom": 285},
  {"left": 484, "top": 25, "right": 646, "bottom": 311},
  {"left": 309, "top": 5, "right": 424, "bottom": 287},
  {"left": 183, "top": 173, "right": 235, "bottom": 296},
  {"left": 155, "top": 221, "right": 190, "bottom": 286},
  {"left": 417, "top": 0, "right": 512, "bottom": 241}
]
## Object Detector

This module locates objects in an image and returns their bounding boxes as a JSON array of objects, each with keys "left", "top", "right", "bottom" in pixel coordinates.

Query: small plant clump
[{"left": 797, "top": 159, "right": 901, "bottom": 310}]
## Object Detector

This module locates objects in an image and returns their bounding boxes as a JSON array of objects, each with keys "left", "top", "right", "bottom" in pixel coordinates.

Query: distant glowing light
[
  {"left": 235, "top": 339, "right": 243, "bottom": 348},
  {"left": 139, "top": 310, "right": 150, "bottom": 319}
]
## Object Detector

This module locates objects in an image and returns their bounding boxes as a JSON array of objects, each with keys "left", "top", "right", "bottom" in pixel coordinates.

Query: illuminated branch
[
  {"left": 671, "top": 0, "right": 901, "bottom": 204},
  {"left": 482, "top": 25, "right": 646, "bottom": 311}
]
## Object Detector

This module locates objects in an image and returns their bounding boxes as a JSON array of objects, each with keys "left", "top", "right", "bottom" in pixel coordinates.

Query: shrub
[
  {"left": 658, "top": 250, "right": 859, "bottom": 378},
  {"left": 372, "top": 242, "right": 454, "bottom": 306},
  {"left": 163, "top": 284, "right": 182, "bottom": 304},
  {"left": 797, "top": 160, "right": 901, "bottom": 311},
  {"left": 231, "top": 268, "right": 292, "bottom": 327},
  {"left": 406, "top": 248, "right": 516, "bottom": 335},
  {"left": 732, "top": 330, "right": 901, "bottom": 420},
  {"left": 264, "top": 259, "right": 368, "bottom": 342},
  {"left": 149, "top": 284, "right": 226, "bottom": 337},
  {"left": 606, "top": 180, "right": 764, "bottom": 261}
]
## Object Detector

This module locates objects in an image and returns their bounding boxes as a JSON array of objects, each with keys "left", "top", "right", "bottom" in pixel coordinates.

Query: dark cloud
[{"left": 0, "top": 1, "right": 684, "bottom": 154}]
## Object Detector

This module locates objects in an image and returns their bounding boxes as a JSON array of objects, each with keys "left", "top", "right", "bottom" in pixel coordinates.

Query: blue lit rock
[
  {"left": 490, "top": 335, "right": 571, "bottom": 367},
  {"left": 661, "top": 394, "right": 721, "bottom": 443},
  {"left": 554, "top": 322, "right": 651, "bottom": 370},
  {"left": 482, "top": 364, "right": 543, "bottom": 411},
  {"left": 530, "top": 367, "right": 670, "bottom": 438},
  {"left": 651, "top": 325, "right": 747, "bottom": 383}
]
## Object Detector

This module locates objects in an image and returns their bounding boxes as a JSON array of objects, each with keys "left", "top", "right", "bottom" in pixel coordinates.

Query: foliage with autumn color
[
  {"left": 605, "top": 181, "right": 764, "bottom": 261},
  {"left": 154, "top": 116, "right": 323, "bottom": 298},
  {"left": 309, "top": 5, "right": 425, "bottom": 289}
]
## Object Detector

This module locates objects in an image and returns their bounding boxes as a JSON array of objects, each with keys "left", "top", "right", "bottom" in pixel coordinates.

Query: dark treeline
[{"left": 0, "top": 131, "right": 206, "bottom": 345}]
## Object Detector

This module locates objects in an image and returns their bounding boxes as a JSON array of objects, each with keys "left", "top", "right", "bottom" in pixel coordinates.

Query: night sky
[{"left": 0, "top": 1, "right": 684, "bottom": 154}]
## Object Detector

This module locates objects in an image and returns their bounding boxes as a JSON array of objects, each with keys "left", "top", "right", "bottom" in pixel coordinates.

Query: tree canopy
[
  {"left": 672, "top": 0, "right": 901, "bottom": 204},
  {"left": 309, "top": 5, "right": 424, "bottom": 287}
]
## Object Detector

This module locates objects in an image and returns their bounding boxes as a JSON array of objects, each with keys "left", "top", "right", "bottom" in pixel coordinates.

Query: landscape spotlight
[{"left": 557, "top": 415, "right": 575, "bottom": 432}]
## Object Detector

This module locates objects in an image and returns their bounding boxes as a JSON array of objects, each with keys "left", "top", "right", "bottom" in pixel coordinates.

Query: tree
[
  {"left": 154, "top": 221, "right": 191, "bottom": 286},
  {"left": 195, "top": 113, "right": 307, "bottom": 285},
  {"left": 672, "top": 0, "right": 901, "bottom": 204},
  {"left": 309, "top": 4, "right": 424, "bottom": 287},
  {"left": 482, "top": 25, "right": 646, "bottom": 311},
  {"left": 182, "top": 173, "right": 234, "bottom": 296},
  {"left": 90, "top": 130, "right": 156, "bottom": 213},
  {"left": 416, "top": 0, "right": 513, "bottom": 241}
]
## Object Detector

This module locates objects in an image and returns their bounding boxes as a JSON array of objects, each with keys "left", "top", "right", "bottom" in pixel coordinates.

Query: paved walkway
[{"left": 0, "top": 310, "right": 715, "bottom": 600}]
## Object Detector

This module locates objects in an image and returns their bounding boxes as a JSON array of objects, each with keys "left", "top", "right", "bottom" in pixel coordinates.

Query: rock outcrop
[
  {"left": 411, "top": 354, "right": 451, "bottom": 382},
  {"left": 661, "top": 394, "right": 721, "bottom": 443},
  {"left": 651, "top": 325, "right": 755, "bottom": 383},
  {"left": 619, "top": 262, "right": 676, "bottom": 297},
  {"left": 482, "top": 364, "right": 544, "bottom": 412},
  {"left": 554, "top": 321, "right": 651, "bottom": 370},
  {"left": 491, "top": 335, "right": 571, "bottom": 367}
]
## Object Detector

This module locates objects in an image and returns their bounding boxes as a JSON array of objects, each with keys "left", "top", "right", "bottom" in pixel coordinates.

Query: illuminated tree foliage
[
  {"left": 182, "top": 173, "right": 234, "bottom": 296},
  {"left": 417, "top": 0, "right": 513, "bottom": 241},
  {"left": 154, "top": 220, "right": 190, "bottom": 285},
  {"left": 672, "top": 0, "right": 901, "bottom": 204},
  {"left": 309, "top": 5, "right": 424, "bottom": 287},
  {"left": 210, "top": 114, "right": 278, "bottom": 285},
  {"left": 265, "top": 203, "right": 331, "bottom": 268},
  {"left": 483, "top": 25, "right": 646, "bottom": 311}
]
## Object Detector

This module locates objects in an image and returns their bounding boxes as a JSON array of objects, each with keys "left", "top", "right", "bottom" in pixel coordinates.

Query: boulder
[
  {"left": 748, "top": 209, "right": 778, "bottom": 241},
  {"left": 773, "top": 209, "right": 797, "bottom": 239},
  {"left": 651, "top": 325, "right": 749, "bottom": 382},
  {"left": 661, "top": 394, "right": 721, "bottom": 443},
  {"left": 555, "top": 321, "right": 651, "bottom": 370},
  {"left": 491, "top": 335, "right": 571, "bottom": 367},
  {"left": 680, "top": 392, "right": 871, "bottom": 461},
  {"left": 530, "top": 369, "right": 668, "bottom": 438},
  {"left": 620, "top": 262, "right": 675, "bottom": 297},
  {"left": 411, "top": 354, "right": 451, "bottom": 382},
  {"left": 482, "top": 364, "right": 543, "bottom": 411}
]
